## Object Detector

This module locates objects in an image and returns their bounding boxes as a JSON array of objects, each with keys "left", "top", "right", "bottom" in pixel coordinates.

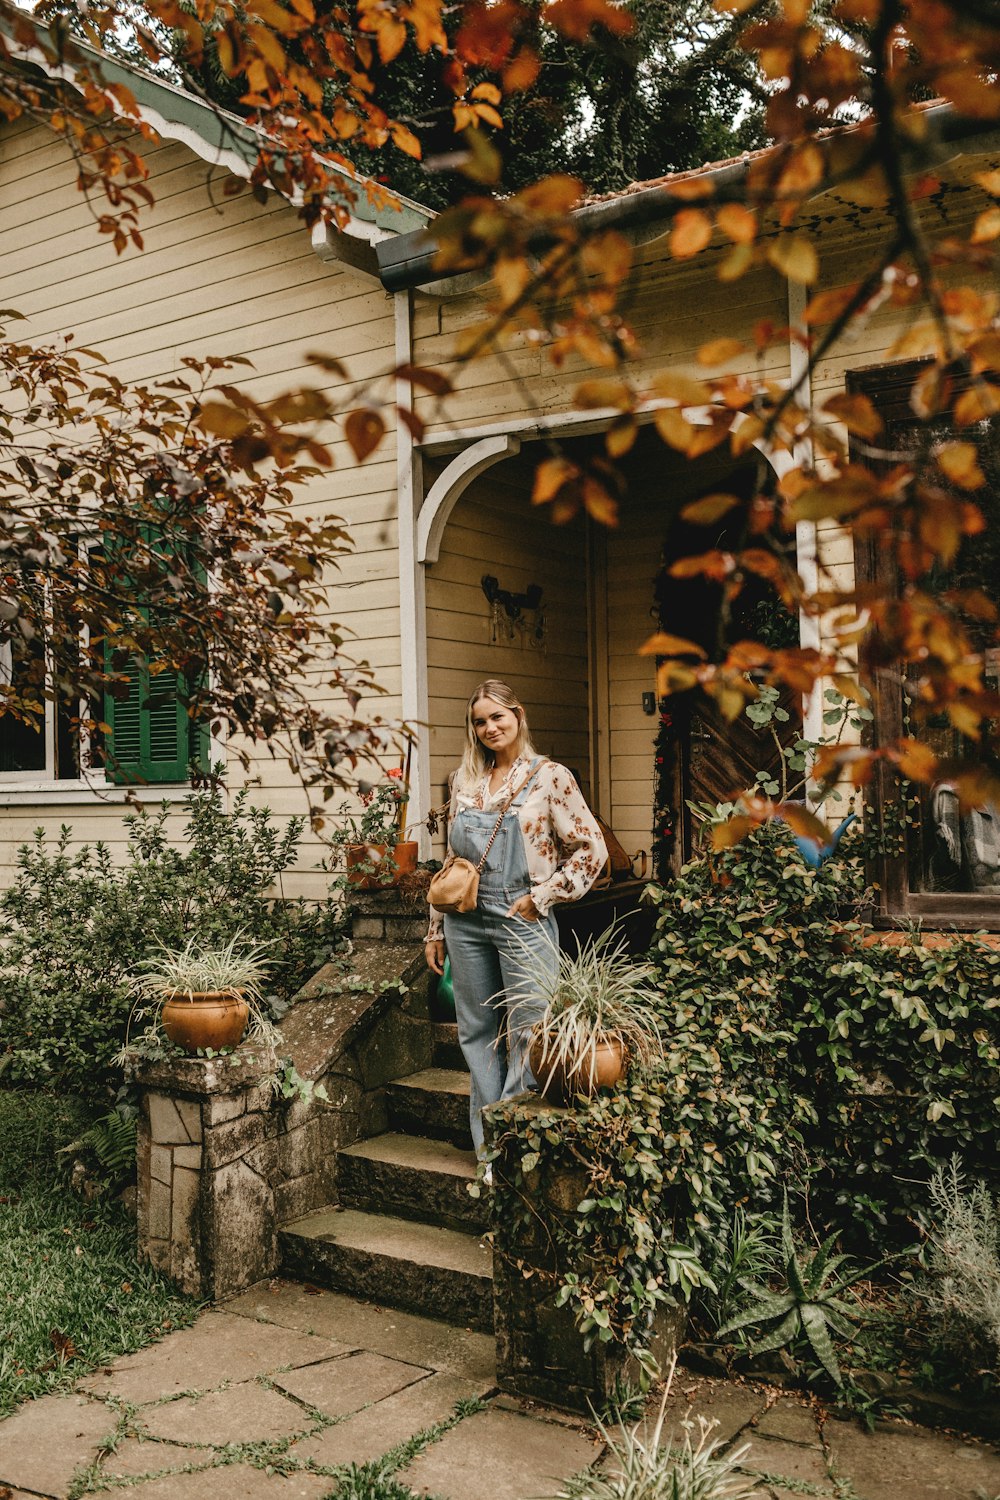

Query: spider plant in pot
[
  {"left": 515, "top": 926, "right": 664, "bottom": 1104},
  {"left": 130, "top": 934, "right": 279, "bottom": 1055}
]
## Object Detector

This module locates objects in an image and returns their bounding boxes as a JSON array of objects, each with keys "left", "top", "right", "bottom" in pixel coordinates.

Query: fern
[{"left": 61, "top": 1108, "right": 137, "bottom": 1178}]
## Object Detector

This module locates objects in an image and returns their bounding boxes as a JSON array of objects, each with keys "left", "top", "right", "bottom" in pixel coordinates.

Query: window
[
  {"left": 849, "top": 358, "right": 1000, "bottom": 928},
  {"left": 0, "top": 544, "right": 207, "bottom": 791}
]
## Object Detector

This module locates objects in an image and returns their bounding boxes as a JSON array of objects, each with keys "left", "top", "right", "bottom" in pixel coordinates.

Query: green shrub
[
  {"left": 649, "top": 821, "right": 1000, "bottom": 1247},
  {"left": 920, "top": 1157, "right": 1000, "bottom": 1381},
  {"left": 0, "top": 785, "right": 345, "bottom": 1103},
  {"left": 487, "top": 1023, "right": 786, "bottom": 1364},
  {"left": 490, "top": 822, "right": 1000, "bottom": 1372}
]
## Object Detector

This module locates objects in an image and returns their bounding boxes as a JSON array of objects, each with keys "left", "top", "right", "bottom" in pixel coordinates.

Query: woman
[{"left": 425, "top": 680, "right": 607, "bottom": 1156}]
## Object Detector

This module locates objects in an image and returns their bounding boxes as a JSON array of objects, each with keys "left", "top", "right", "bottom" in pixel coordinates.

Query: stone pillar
[
  {"left": 487, "top": 1097, "right": 685, "bottom": 1414},
  {"left": 346, "top": 886, "right": 432, "bottom": 946},
  {"left": 132, "top": 1045, "right": 279, "bottom": 1300},
  {"left": 131, "top": 892, "right": 432, "bottom": 1300}
]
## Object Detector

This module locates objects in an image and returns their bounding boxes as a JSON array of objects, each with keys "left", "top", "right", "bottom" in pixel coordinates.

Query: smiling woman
[{"left": 425, "top": 678, "right": 608, "bottom": 1156}]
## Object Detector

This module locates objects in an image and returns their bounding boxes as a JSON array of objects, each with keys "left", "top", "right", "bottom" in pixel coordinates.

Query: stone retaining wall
[
  {"left": 487, "top": 1096, "right": 685, "bottom": 1413},
  {"left": 131, "top": 891, "right": 430, "bottom": 1301}
]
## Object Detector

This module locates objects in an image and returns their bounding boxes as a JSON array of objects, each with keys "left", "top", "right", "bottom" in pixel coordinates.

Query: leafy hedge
[
  {"left": 0, "top": 786, "right": 345, "bottom": 1104},
  {"left": 650, "top": 822, "right": 1000, "bottom": 1246},
  {"left": 487, "top": 1051, "right": 780, "bottom": 1361},
  {"left": 488, "top": 822, "right": 1000, "bottom": 1366}
]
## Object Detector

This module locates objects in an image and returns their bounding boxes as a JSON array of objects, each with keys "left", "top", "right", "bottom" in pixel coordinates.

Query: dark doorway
[{"left": 654, "top": 457, "right": 802, "bottom": 865}]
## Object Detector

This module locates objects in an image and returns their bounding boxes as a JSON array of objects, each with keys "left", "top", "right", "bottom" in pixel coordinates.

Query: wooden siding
[
  {"left": 425, "top": 463, "right": 589, "bottom": 849},
  {"left": 0, "top": 119, "right": 400, "bottom": 898}
]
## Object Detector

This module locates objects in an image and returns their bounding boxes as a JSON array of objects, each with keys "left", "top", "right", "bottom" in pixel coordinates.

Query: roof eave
[{"left": 377, "top": 101, "right": 1000, "bottom": 294}]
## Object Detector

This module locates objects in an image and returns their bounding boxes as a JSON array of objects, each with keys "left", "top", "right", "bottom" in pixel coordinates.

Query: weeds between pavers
[
  {"left": 64, "top": 1377, "right": 485, "bottom": 1496},
  {"left": 0, "top": 1090, "right": 200, "bottom": 1417}
]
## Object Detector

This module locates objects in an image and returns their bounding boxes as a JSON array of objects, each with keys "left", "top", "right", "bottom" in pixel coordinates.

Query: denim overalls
[{"left": 443, "top": 760, "right": 560, "bottom": 1154}]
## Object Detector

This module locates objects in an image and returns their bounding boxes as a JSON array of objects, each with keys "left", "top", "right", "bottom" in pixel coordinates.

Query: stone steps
[
  {"left": 278, "top": 1057, "right": 487, "bottom": 1330},
  {"left": 279, "top": 1206, "right": 494, "bottom": 1332},
  {"left": 431, "top": 1020, "right": 464, "bottom": 1070},
  {"left": 386, "top": 1067, "right": 473, "bottom": 1148},
  {"left": 338, "top": 1131, "right": 485, "bottom": 1234}
]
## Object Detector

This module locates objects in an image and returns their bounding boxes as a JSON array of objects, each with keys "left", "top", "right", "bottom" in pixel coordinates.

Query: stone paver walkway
[{"left": 2, "top": 1281, "right": 1000, "bottom": 1499}]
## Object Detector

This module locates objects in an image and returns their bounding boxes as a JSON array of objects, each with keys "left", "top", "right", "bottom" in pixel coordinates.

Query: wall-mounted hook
[{"left": 481, "top": 574, "right": 544, "bottom": 623}]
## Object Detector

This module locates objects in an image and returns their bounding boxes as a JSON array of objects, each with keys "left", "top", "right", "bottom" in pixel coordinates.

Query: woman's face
[{"left": 471, "top": 696, "right": 521, "bottom": 758}]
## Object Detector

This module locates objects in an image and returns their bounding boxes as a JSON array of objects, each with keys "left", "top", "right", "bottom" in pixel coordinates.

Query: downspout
[
  {"left": 394, "top": 289, "right": 430, "bottom": 856},
  {"left": 786, "top": 278, "right": 824, "bottom": 776}
]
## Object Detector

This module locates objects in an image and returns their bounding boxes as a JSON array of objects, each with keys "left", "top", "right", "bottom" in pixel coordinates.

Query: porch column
[{"left": 394, "top": 290, "right": 430, "bottom": 854}]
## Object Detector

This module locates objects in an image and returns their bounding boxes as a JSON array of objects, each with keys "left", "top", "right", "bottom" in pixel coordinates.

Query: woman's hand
[
  {"left": 425, "top": 939, "right": 446, "bottom": 975},
  {"left": 508, "top": 894, "right": 541, "bottom": 922}
]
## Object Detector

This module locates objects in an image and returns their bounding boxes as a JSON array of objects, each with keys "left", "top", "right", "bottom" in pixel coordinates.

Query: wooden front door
[{"left": 680, "top": 690, "right": 801, "bottom": 862}]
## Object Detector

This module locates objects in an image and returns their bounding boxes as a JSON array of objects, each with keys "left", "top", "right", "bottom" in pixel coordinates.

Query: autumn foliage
[{"left": 2, "top": 0, "right": 1000, "bottom": 818}]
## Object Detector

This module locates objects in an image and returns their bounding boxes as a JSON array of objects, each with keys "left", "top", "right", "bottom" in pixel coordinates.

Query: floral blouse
[{"left": 426, "top": 756, "right": 608, "bottom": 941}]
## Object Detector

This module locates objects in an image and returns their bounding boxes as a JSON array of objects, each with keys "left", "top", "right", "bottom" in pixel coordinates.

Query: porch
[{"left": 418, "top": 421, "right": 800, "bottom": 872}]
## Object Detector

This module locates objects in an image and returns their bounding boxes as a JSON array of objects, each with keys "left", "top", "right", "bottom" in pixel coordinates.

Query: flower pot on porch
[
  {"left": 160, "top": 990, "right": 250, "bottom": 1053},
  {"left": 345, "top": 840, "right": 419, "bottom": 890},
  {"left": 528, "top": 1034, "right": 627, "bottom": 1105}
]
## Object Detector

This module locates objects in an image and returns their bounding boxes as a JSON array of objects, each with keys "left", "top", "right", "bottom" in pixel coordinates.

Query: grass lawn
[{"left": 0, "top": 1089, "right": 200, "bottom": 1417}]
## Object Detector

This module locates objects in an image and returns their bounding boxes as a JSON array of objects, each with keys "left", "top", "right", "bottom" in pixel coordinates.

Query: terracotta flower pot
[
  {"left": 345, "top": 840, "right": 418, "bottom": 889},
  {"left": 528, "top": 1033, "right": 627, "bottom": 1105},
  {"left": 160, "top": 990, "right": 250, "bottom": 1053}
]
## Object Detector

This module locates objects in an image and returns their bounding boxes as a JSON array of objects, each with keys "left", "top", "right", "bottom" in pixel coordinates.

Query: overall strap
[
  {"left": 474, "top": 759, "right": 548, "bottom": 873},
  {"left": 507, "top": 756, "right": 547, "bottom": 809}
]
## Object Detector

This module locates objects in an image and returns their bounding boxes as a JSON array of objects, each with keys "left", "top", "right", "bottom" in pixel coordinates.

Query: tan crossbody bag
[{"left": 427, "top": 760, "right": 547, "bottom": 915}]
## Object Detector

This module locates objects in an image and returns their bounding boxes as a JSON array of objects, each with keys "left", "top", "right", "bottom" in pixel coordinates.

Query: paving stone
[
  {"left": 272, "top": 1350, "right": 429, "bottom": 1419},
  {"left": 293, "top": 1371, "right": 487, "bottom": 1468},
  {"left": 224, "top": 1283, "right": 497, "bottom": 1383},
  {"left": 120, "top": 1460, "right": 331, "bottom": 1499},
  {"left": 736, "top": 1434, "right": 831, "bottom": 1487},
  {"left": 78, "top": 1310, "right": 351, "bottom": 1405},
  {"left": 139, "top": 1381, "right": 315, "bottom": 1447},
  {"left": 398, "top": 1405, "right": 600, "bottom": 1500},
  {"left": 639, "top": 1374, "right": 769, "bottom": 1447},
  {"left": 0, "top": 1393, "right": 115, "bottom": 1497},
  {"left": 825, "top": 1418, "right": 1000, "bottom": 1500},
  {"left": 98, "top": 1439, "right": 204, "bottom": 1480},
  {"left": 754, "top": 1398, "right": 820, "bottom": 1445}
]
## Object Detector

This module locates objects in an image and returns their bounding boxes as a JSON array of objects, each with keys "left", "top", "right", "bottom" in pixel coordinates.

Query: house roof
[
  {"left": 376, "top": 100, "right": 1000, "bottom": 293},
  {"left": 3, "top": 24, "right": 432, "bottom": 269}
]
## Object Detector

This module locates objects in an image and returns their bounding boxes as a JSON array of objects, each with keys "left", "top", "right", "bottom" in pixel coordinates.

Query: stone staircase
[{"left": 277, "top": 1022, "right": 494, "bottom": 1332}]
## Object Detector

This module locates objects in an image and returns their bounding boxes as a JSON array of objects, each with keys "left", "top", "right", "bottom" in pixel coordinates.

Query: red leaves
[
  {"left": 670, "top": 209, "right": 713, "bottom": 260},
  {"left": 697, "top": 339, "right": 746, "bottom": 368},
  {"left": 821, "top": 393, "right": 883, "bottom": 441},
  {"left": 638, "top": 632, "right": 707, "bottom": 660},
  {"left": 532, "top": 456, "right": 580, "bottom": 507},
  {"left": 198, "top": 403, "right": 251, "bottom": 439},
  {"left": 344, "top": 409, "right": 385, "bottom": 462}
]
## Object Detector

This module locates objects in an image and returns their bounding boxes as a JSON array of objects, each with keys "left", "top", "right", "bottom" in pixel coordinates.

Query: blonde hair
[{"left": 458, "top": 679, "right": 536, "bottom": 790}]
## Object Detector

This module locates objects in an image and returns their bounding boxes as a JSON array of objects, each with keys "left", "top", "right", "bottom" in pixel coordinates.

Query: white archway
[{"left": 416, "top": 434, "right": 521, "bottom": 565}]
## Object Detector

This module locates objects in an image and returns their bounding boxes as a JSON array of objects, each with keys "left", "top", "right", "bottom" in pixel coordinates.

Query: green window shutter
[
  {"left": 104, "top": 657, "right": 191, "bottom": 785},
  {"left": 100, "top": 521, "right": 207, "bottom": 786}
]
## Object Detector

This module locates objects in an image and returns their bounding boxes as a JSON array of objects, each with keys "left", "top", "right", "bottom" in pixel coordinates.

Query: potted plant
[
  {"left": 131, "top": 934, "right": 279, "bottom": 1055},
  {"left": 334, "top": 764, "right": 418, "bottom": 890},
  {"left": 519, "top": 927, "right": 665, "bottom": 1104}
]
